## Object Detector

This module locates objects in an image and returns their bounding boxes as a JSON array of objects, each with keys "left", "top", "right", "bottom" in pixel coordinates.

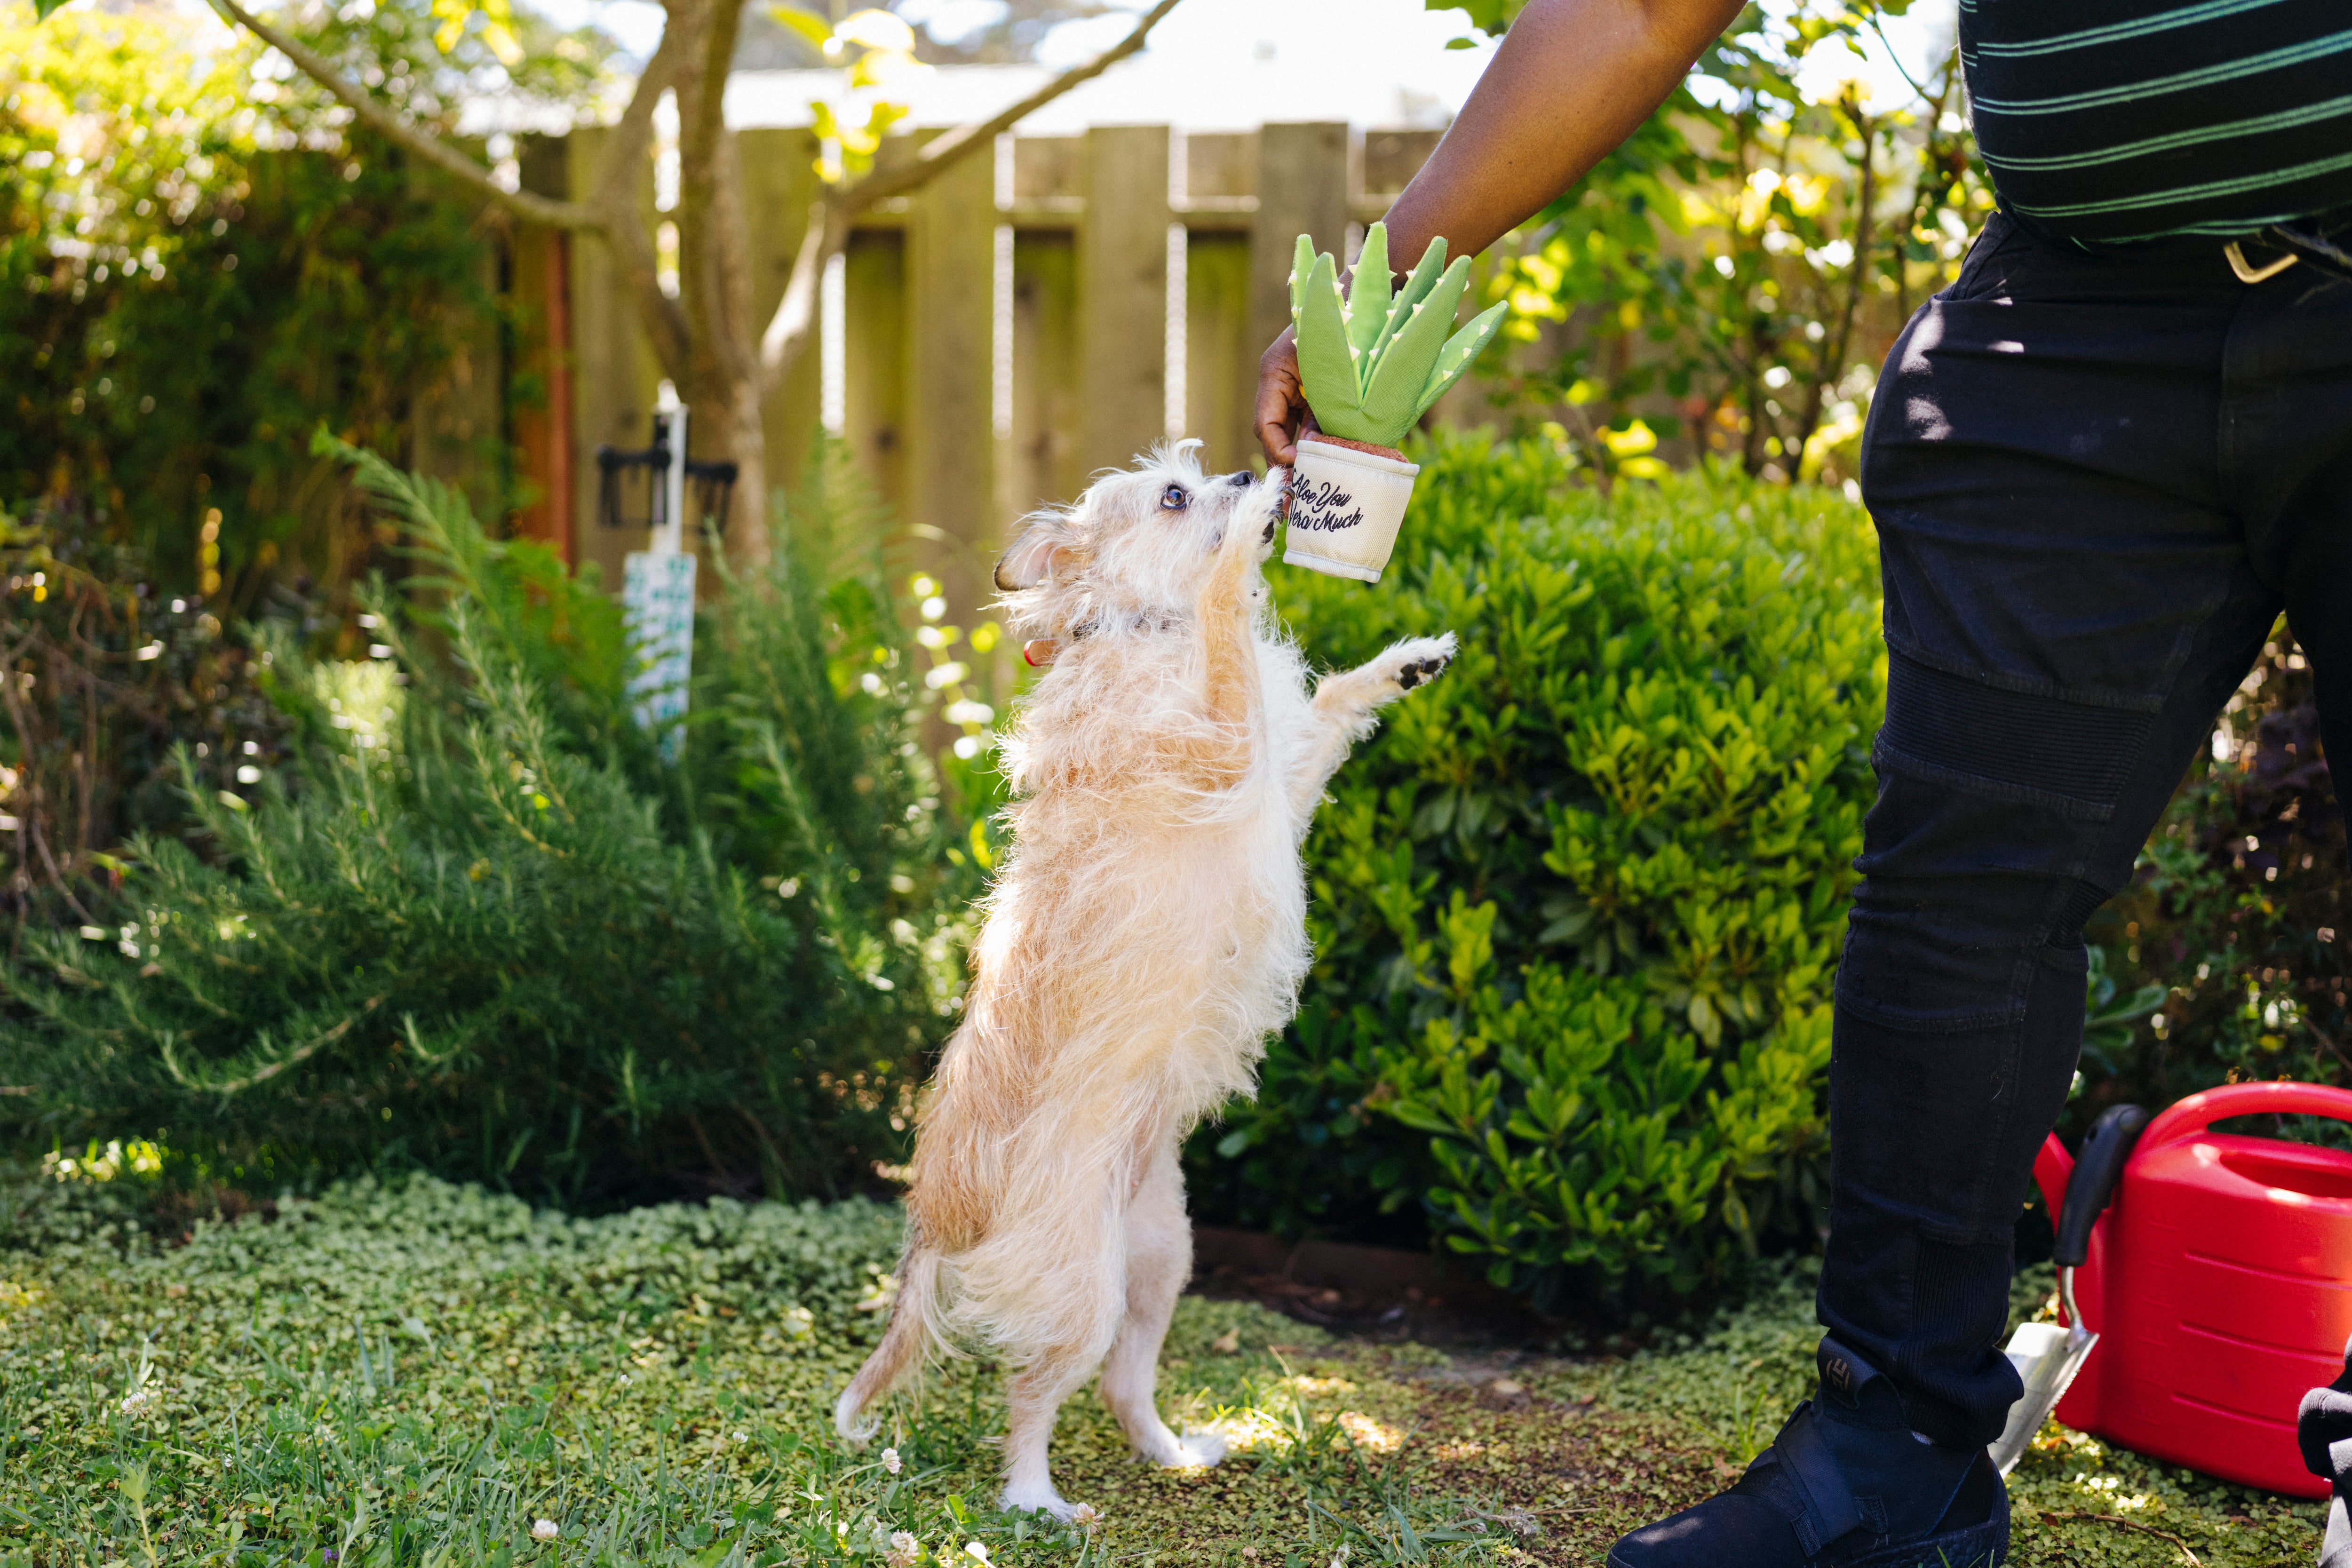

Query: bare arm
[{"left": 1255, "top": 0, "right": 1746, "bottom": 464}]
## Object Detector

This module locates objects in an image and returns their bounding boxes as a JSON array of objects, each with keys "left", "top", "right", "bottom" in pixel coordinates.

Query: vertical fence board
[
  {"left": 509, "top": 135, "right": 573, "bottom": 562},
  {"left": 506, "top": 225, "right": 574, "bottom": 562},
  {"left": 843, "top": 231, "right": 908, "bottom": 518},
  {"left": 1010, "top": 231, "right": 1082, "bottom": 515},
  {"left": 1360, "top": 129, "right": 1442, "bottom": 204},
  {"left": 739, "top": 129, "right": 824, "bottom": 509},
  {"left": 1184, "top": 233, "right": 1255, "bottom": 475},
  {"left": 1249, "top": 123, "right": 1350, "bottom": 383},
  {"left": 564, "top": 126, "right": 665, "bottom": 595},
  {"left": 1078, "top": 126, "right": 1171, "bottom": 477},
  {"left": 905, "top": 148, "right": 998, "bottom": 618}
]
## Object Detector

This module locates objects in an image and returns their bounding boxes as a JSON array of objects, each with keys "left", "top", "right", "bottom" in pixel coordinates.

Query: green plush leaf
[
  {"left": 1293, "top": 250, "right": 1362, "bottom": 427},
  {"left": 1346, "top": 222, "right": 1391, "bottom": 362},
  {"left": 1288, "top": 232, "right": 1316, "bottom": 329},
  {"left": 1414, "top": 299, "right": 1510, "bottom": 418},
  {"left": 1355, "top": 255, "right": 1471, "bottom": 444},
  {"left": 1372, "top": 236, "right": 1449, "bottom": 367}
]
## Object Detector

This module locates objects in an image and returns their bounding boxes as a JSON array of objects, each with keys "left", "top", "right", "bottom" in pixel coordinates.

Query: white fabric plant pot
[{"left": 1282, "top": 435, "right": 1419, "bottom": 584}]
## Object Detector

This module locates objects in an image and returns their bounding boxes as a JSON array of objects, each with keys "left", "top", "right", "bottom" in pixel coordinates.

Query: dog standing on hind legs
[{"left": 834, "top": 442, "right": 1454, "bottom": 1520}]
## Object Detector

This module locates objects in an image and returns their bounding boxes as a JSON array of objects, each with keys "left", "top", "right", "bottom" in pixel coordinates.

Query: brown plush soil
[{"left": 1299, "top": 432, "right": 1409, "bottom": 462}]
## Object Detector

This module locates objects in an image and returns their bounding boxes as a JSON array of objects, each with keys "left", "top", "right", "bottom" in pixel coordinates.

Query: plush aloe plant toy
[{"left": 1289, "top": 222, "right": 1510, "bottom": 450}]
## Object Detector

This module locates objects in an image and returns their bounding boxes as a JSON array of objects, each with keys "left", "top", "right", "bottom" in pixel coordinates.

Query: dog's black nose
[{"left": 1224, "top": 470, "right": 1252, "bottom": 487}]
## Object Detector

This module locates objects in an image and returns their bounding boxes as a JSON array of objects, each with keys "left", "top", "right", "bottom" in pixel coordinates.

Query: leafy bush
[
  {"left": 0, "top": 439, "right": 974, "bottom": 1208},
  {"left": 2082, "top": 628, "right": 2345, "bottom": 1125},
  {"left": 1189, "top": 434, "right": 1884, "bottom": 1304},
  {"left": 0, "top": 501, "right": 305, "bottom": 933}
]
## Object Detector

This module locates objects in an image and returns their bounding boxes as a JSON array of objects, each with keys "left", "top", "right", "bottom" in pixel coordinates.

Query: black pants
[{"left": 1826, "top": 210, "right": 2352, "bottom": 1448}]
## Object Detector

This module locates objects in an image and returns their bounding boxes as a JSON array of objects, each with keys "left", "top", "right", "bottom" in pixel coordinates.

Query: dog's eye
[{"left": 1159, "top": 484, "right": 1189, "bottom": 512}]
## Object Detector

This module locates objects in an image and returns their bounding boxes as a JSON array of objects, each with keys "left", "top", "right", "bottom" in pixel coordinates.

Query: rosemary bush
[{"left": 0, "top": 439, "right": 971, "bottom": 1208}]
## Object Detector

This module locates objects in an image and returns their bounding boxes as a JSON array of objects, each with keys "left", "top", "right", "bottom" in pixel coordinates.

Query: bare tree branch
[
  {"left": 589, "top": 30, "right": 691, "bottom": 381},
  {"left": 758, "top": 198, "right": 849, "bottom": 390},
  {"left": 205, "top": 0, "right": 602, "bottom": 231},
  {"left": 757, "top": 0, "right": 1184, "bottom": 385},
  {"left": 845, "top": 0, "right": 1183, "bottom": 210}
]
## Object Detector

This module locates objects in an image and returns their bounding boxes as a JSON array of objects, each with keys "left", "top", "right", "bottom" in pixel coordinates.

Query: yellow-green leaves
[
  {"left": 428, "top": 0, "right": 523, "bottom": 66},
  {"left": 795, "top": 7, "right": 930, "bottom": 182},
  {"left": 1288, "top": 223, "right": 1509, "bottom": 448}
]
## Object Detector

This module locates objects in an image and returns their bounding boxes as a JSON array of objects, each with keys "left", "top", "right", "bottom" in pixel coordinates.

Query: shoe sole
[
  {"left": 1838, "top": 1508, "right": 2010, "bottom": 1568},
  {"left": 1602, "top": 1504, "right": 2009, "bottom": 1568}
]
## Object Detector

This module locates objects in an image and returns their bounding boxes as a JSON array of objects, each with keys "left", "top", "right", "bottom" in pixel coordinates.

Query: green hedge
[{"left": 1187, "top": 434, "right": 1885, "bottom": 1303}]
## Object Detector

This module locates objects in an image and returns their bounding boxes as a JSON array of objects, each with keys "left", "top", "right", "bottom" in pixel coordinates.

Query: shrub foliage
[
  {"left": 0, "top": 439, "right": 972, "bottom": 1208},
  {"left": 1190, "top": 436, "right": 1885, "bottom": 1302},
  {"left": 2083, "top": 629, "right": 2345, "bottom": 1123}
]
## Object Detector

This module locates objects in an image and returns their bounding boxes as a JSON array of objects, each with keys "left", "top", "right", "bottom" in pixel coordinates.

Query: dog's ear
[{"left": 993, "top": 518, "right": 1075, "bottom": 592}]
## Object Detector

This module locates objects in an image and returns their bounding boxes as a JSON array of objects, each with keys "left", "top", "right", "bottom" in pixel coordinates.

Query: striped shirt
[{"left": 1961, "top": 0, "right": 2352, "bottom": 245}]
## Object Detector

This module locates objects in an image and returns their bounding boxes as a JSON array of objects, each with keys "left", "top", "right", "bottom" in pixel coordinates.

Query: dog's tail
[{"left": 834, "top": 1243, "right": 943, "bottom": 1444}]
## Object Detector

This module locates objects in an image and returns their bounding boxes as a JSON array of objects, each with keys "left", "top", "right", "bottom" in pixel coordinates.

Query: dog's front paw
[
  {"left": 1136, "top": 1426, "right": 1229, "bottom": 1469},
  {"left": 999, "top": 1483, "right": 1085, "bottom": 1521},
  {"left": 1170, "top": 1429, "right": 1228, "bottom": 1468},
  {"left": 1384, "top": 632, "right": 1457, "bottom": 692}
]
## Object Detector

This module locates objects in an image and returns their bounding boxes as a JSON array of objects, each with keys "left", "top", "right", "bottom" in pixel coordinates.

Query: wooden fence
[{"left": 484, "top": 123, "right": 1447, "bottom": 618}]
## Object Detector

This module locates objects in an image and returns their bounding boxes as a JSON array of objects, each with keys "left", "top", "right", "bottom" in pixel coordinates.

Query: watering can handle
[
  {"left": 2139, "top": 1080, "right": 2352, "bottom": 1152},
  {"left": 2053, "top": 1103, "right": 2149, "bottom": 1268}
]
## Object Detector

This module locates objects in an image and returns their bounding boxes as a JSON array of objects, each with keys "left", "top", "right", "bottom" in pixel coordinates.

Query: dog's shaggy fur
[{"left": 834, "top": 444, "right": 1453, "bottom": 1519}]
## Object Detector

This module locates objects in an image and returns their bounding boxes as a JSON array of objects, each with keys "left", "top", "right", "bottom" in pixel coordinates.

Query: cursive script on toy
[{"left": 1289, "top": 476, "right": 1364, "bottom": 534}]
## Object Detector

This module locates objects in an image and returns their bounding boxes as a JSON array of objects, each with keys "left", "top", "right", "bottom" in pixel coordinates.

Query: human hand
[{"left": 1254, "top": 326, "right": 1305, "bottom": 467}]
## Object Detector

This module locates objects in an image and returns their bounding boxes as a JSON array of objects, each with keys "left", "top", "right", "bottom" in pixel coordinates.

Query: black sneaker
[{"left": 1607, "top": 1338, "right": 2009, "bottom": 1568}]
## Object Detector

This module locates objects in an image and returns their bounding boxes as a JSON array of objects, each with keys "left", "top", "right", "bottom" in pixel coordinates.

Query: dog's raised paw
[
  {"left": 1380, "top": 633, "right": 1457, "bottom": 693},
  {"left": 1394, "top": 654, "right": 1449, "bottom": 691}
]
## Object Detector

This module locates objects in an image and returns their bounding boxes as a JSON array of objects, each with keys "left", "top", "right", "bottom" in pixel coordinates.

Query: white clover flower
[
  {"left": 118, "top": 1390, "right": 151, "bottom": 1414},
  {"left": 964, "top": 1541, "right": 990, "bottom": 1562},
  {"left": 885, "top": 1532, "right": 921, "bottom": 1568},
  {"left": 734, "top": 1430, "right": 748, "bottom": 1443},
  {"left": 881, "top": 1446, "right": 901, "bottom": 1474},
  {"left": 532, "top": 1519, "right": 559, "bottom": 1541},
  {"left": 1069, "top": 1504, "right": 1100, "bottom": 1527}
]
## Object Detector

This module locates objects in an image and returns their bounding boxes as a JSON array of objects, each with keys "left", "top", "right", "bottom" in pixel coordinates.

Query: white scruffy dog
[{"left": 835, "top": 442, "right": 1454, "bottom": 1519}]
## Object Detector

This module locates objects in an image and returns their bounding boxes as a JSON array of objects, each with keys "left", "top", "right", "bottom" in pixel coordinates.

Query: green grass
[{"left": 0, "top": 1170, "right": 2328, "bottom": 1566}]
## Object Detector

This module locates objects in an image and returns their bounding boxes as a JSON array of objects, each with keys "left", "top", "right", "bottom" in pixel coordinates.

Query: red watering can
[{"left": 2030, "top": 1079, "right": 2352, "bottom": 1497}]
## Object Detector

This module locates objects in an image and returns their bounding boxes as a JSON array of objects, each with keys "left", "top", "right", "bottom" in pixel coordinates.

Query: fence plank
[
  {"left": 508, "top": 135, "right": 574, "bottom": 563},
  {"left": 904, "top": 146, "right": 999, "bottom": 621},
  {"left": 1361, "top": 129, "right": 1441, "bottom": 203},
  {"left": 1185, "top": 233, "right": 1255, "bottom": 475},
  {"left": 843, "top": 230, "right": 908, "bottom": 519},
  {"left": 1011, "top": 231, "right": 1082, "bottom": 516},
  {"left": 1078, "top": 126, "right": 1171, "bottom": 478},
  {"left": 563, "top": 126, "right": 665, "bottom": 596},
  {"left": 739, "top": 129, "right": 824, "bottom": 508},
  {"left": 1249, "top": 123, "right": 1350, "bottom": 397}
]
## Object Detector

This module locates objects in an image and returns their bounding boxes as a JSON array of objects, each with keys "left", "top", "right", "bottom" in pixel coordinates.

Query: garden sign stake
[
  {"left": 1284, "top": 223, "right": 1508, "bottom": 583},
  {"left": 623, "top": 391, "right": 696, "bottom": 762}
]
